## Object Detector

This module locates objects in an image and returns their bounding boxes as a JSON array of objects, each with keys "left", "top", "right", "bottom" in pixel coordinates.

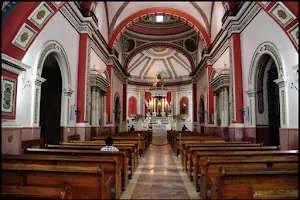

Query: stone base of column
[
  {"left": 256, "top": 125, "right": 269, "bottom": 145},
  {"left": 93, "top": 126, "right": 115, "bottom": 136},
  {"left": 204, "top": 125, "right": 216, "bottom": 136},
  {"left": 243, "top": 127, "right": 257, "bottom": 143},
  {"left": 75, "top": 123, "right": 91, "bottom": 141},
  {"left": 228, "top": 124, "right": 244, "bottom": 142},
  {"left": 279, "top": 128, "right": 299, "bottom": 150},
  {"left": 219, "top": 126, "right": 229, "bottom": 138}
]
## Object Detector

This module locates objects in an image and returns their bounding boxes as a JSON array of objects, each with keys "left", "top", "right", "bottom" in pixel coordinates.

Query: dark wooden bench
[
  {"left": 192, "top": 150, "right": 298, "bottom": 195},
  {"left": 2, "top": 185, "right": 72, "bottom": 199},
  {"left": 2, "top": 154, "right": 121, "bottom": 199},
  {"left": 248, "top": 187, "right": 298, "bottom": 199},
  {"left": 23, "top": 148, "right": 129, "bottom": 193},
  {"left": 187, "top": 146, "right": 280, "bottom": 181},
  {"left": 182, "top": 142, "right": 262, "bottom": 170},
  {"left": 62, "top": 142, "right": 139, "bottom": 170},
  {"left": 210, "top": 167, "right": 298, "bottom": 199},
  {"left": 21, "top": 139, "right": 45, "bottom": 152},
  {"left": 45, "top": 144, "right": 136, "bottom": 178},
  {"left": 2, "top": 163, "right": 112, "bottom": 199},
  {"left": 201, "top": 157, "right": 299, "bottom": 199}
]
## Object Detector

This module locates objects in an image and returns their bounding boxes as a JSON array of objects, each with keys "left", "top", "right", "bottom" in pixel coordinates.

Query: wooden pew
[
  {"left": 187, "top": 146, "right": 280, "bottom": 181},
  {"left": 21, "top": 138, "right": 45, "bottom": 152},
  {"left": 201, "top": 157, "right": 299, "bottom": 199},
  {"left": 182, "top": 142, "right": 261, "bottom": 168},
  {"left": 192, "top": 150, "right": 298, "bottom": 194},
  {"left": 2, "top": 185, "right": 72, "bottom": 199},
  {"left": 24, "top": 148, "right": 129, "bottom": 192},
  {"left": 68, "top": 134, "right": 80, "bottom": 141},
  {"left": 210, "top": 167, "right": 298, "bottom": 199},
  {"left": 248, "top": 187, "right": 298, "bottom": 199},
  {"left": 2, "top": 154, "right": 121, "bottom": 199},
  {"left": 2, "top": 163, "right": 112, "bottom": 199},
  {"left": 45, "top": 144, "right": 136, "bottom": 178}
]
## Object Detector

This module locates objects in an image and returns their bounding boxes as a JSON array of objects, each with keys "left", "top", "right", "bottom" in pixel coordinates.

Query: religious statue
[
  {"left": 153, "top": 75, "right": 158, "bottom": 87},
  {"left": 152, "top": 72, "right": 164, "bottom": 87}
]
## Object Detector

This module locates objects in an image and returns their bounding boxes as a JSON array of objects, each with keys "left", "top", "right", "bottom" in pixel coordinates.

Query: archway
[
  {"left": 39, "top": 54, "right": 62, "bottom": 144},
  {"left": 255, "top": 55, "right": 280, "bottom": 146},
  {"left": 114, "top": 95, "right": 121, "bottom": 133},
  {"left": 199, "top": 96, "right": 205, "bottom": 133}
]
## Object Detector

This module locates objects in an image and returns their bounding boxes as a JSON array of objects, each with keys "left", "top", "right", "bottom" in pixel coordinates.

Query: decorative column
[
  {"left": 76, "top": 34, "right": 89, "bottom": 124},
  {"left": 162, "top": 98, "right": 165, "bottom": 112},
  {"left": 224, "top": 87, "right": 229, "bottom": 126},
  {"left": 106, "top": 65, "right": 113, "bottom": 124},
  {"left": 207, "top": 65, "right": 214, "bottom": 124},
  {"left": 213, "top": 92, "right": 218, "bottom": 126},
  {"left": 91, "top": 87, "right": 97, "bottom": 126},
  {"left": 103, "top": 94, "right": 107, "bottom": 125},
  {"left": 123, "top": 83, "right": 127, "bottom": 122},
  {"left": 193, "top": 83, "right": 197, "bottom": 123},
  {"left": 230, "top": 34, "right": 244, "bottom": 124},
  {"left": 95, "top": 88, "right": 100, "bottom": 126}
]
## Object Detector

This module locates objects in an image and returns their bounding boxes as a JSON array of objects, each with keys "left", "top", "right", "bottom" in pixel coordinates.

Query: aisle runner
[{"left": 120, "top": 130, "right": 199, "bottom": 199}]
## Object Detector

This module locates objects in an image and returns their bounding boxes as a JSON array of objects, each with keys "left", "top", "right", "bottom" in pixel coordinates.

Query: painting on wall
[
  {"left": 1, "top": 76, "right": 16, "bottom": 116},
  {"left": 180, "top": 96, "right": 189, "bottom": 115},
  {"left": 269, "top": 2, "right": 296, "bottom": 28},
  {"left": 11, "top": 23, "right": 37, "bottom": 51},
  {"left": 288, "top": 23, "right": 299, "bottom": 47}
]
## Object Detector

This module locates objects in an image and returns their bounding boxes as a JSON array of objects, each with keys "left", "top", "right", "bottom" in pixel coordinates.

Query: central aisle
[{"left": 121, "top": 131, "right": 199, "bottom": 199}]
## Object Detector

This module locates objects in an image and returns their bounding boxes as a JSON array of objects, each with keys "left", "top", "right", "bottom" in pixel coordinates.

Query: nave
[{"left": 121, "top": 131, "right": 199, "bottom": 199}]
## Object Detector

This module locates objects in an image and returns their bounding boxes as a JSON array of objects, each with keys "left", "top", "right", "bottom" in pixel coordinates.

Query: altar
[{"left": 152, "top": 124, "right": 166, "bottom": 132}]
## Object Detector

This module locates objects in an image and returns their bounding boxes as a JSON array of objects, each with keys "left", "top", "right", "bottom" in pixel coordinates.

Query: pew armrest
[
  {"left": 104, "top": 176, "right": 113, "bottom": 199},
  {"left": 210, "top": 177, "right": 219, "bottom": 199}
]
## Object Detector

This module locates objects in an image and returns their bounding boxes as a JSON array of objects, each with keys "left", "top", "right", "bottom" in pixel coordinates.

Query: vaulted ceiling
[{"left": 105, "top": 2, "right": 214, "bottom": 84}]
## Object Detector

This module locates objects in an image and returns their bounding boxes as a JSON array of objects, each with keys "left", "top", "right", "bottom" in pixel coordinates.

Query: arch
[
  {"left": 36, "top": 40, "right": 72, "bottom": 93},
  {"left": 124, "top": 43, "right": 196, "bottom": 71},
  {"left": 248, "top": 42, "right": 284, "bottom": 91},
  {"left": 109, "top": 7, "right": 211, "bottom": 49},
  {"left": 199, "top": 94, "right": 205, "bottom": 124},
  {"left": 36, "top": 40, "right": 73, "bottom": 127},
  {"left": 114, "top": 92, "right": 121, "bottom": 112},
  {"left": 128, "top": 96, "right": 137, "bottom": 116},
  {"left": 179, "top": 96, "right": 189, "bottom": 115}
]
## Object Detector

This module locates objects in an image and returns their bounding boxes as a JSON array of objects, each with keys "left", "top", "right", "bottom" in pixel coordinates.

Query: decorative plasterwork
[
  {"left": 288, "top": 23, "right": 298, "bottom": 47},
  {"left": 11, "top": 23, "right": 37, "bottom": 51},
  {"left": 210, "top": 74, "right": 230, "bottom": 93},
  {"left": 90, "top": 74, "right": 110, "bottom": 92},
  {"left": 60, "top": 2, "right": 97, "bottom": 37},
  {"left": 1, "top": 76, "right": 16, "bottom": 116},
  {"left": 31, "top": 75, "right": 46, "bottom": 86},
  {"left": 1, "top": 53, "right": 31, "bottom": 75},
  {"left": 274, "top": 76, "right": 289, "bottom": 88},
  {"left": 245, "top": 90, "right": 257, "bottom": 97},
  {"left": 269, "top": 2, "right": 296, "bottom": 28},
  {"left": 28, "top": 2, "right": 54, "bottom": 29},
  {"left": 259, "top": 2, "right": 271, "bottom": 8},
  {"left": 52, "top": 2, "right": 63, "bottom": 8}
]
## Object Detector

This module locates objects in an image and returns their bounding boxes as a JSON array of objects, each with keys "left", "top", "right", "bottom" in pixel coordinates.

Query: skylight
[{"left": 156, "top": 15, "right": 163, "bottom": 23}]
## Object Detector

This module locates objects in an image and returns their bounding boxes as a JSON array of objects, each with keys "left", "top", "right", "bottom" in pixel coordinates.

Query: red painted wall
[
  {"left": 2, "top": 70, "right": 19, "bottom": 120},
  {"left": 207, "top": 65, "right": 214, "bottom": 124},
  {"left": 123, "top": 84, "right": 127, "bottom": 121},
  {"left": 106, "top": 66, "right": 112, "bottom": 124},
  {"left": 128, "top": 96, "right": 137, "bottom": 116}
]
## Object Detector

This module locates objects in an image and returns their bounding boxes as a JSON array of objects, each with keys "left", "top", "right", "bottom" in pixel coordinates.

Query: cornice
[
  {"left": 90, "top": 74, "right": 109, "bottom": 92},
  {"left": 2, "top": 53, "right": 31, "bottom": 75},
  {"left": 210, "top": 74, "right": 230, "bottom": 92}
]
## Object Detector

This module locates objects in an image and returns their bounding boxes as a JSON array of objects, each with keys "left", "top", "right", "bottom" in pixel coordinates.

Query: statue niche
[{"left": 180, "top": 97, "right": 189, "bottom": 115}]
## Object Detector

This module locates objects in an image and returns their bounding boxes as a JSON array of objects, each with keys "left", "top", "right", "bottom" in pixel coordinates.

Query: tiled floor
[{"left": 121, "top": 131, "right": 200, "bottom": 199}]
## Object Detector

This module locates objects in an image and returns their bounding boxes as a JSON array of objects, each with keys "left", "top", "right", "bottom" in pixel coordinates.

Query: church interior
[{"left": 1, "top": 1, "right": 299, "bottom": 199}]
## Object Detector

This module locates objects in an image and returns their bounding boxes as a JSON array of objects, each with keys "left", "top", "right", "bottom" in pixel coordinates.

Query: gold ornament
[
  {"left": 20, "top": 32, "right": 29, "bottom": 42},
  {"left": 277, "top": 10, "right": 287, "bottom": 19},
  {"left": 153, "top": 46, "right": 166, "bottom": 52},
  {"left": 37, "top": 10, "right": 46, "bottom": 20}
]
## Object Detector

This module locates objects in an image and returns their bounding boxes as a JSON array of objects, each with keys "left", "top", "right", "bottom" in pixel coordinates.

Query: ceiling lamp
[{"left": 156, "top": 14, "right": 163, "bottom": 23}]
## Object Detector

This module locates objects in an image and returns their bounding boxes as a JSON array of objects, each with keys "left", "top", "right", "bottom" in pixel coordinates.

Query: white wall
[
  {"left": 18, "top": 12, "right": 80, "bottom": 127},
  {"left": 196, "top": 73, "right": 208, "bottom": 125},
  {"left": 210, "top": 2, "right": 224, "bottom": 43},
  {"left": 90, "top": 49, "right": 107, "bottom": 75},
  {"left": 213, "top": 47, "right": 230, "bottom": 69},
  {"left": 240, "top": 10, "right": 299, "bottom": 128},
  {"left": 94, "top": 2, "right": 108, "bottom": 43}
]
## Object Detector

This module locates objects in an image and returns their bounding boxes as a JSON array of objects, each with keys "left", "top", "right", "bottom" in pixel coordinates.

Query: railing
[{"left": 221, "top": 1, "right": 244, "bottom": 25}]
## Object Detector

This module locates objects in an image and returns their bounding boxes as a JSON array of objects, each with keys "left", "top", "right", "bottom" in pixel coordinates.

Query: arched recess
[
  {"left": 124, "top": 43, "right": 196, "bottom": 71},
  {"left": 109, "top": 7, "right": 211, "bottom": 49},
  {"left": 36, "top": 40, "right": 73, "bottom": 127},
  {"left": 199, "top": 94, "right": 205, "bottom": 133},
  {"left": 180, "top": 96, "right": 189, "bottom": 115},
  {"left": 128, "top": 96, "right": 137, "bottom": 116},
  {"left": 248, "top": 42, "right": 287, "bottom": 146},
  {"left": 114, "top": 93, "right": 121, "bottom": 133}
]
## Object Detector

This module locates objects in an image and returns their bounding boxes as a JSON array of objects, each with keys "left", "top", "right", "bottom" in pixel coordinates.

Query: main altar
[{"left": 142, "top": 73, "right": 175, "bottom": 131}]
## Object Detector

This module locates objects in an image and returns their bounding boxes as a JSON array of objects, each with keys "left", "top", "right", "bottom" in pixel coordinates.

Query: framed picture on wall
[{"left": 1, "top": 76, "right": 16, "bottom": 116}]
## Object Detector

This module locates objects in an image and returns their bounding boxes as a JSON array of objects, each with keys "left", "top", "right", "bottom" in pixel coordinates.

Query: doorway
[
  {"left": 199, "top": 97, "right": 205, "bottom": 133},
  {"left": 114, "top": 96, "right": 121, "bottom": 133},
  {"left": 39, "top": 54, "right": 62, "bottom": 144},
  {"left": 267, "top": 66, "right": 280, "bottom": 146}
]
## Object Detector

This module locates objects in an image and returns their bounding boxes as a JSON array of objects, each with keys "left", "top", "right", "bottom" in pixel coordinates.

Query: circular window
[
  {"left": 123, "top": 39, "right": 135, "bottom": 52},
  {"left": 184, "top": 39, "right": 197, "bottom": 52}
]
